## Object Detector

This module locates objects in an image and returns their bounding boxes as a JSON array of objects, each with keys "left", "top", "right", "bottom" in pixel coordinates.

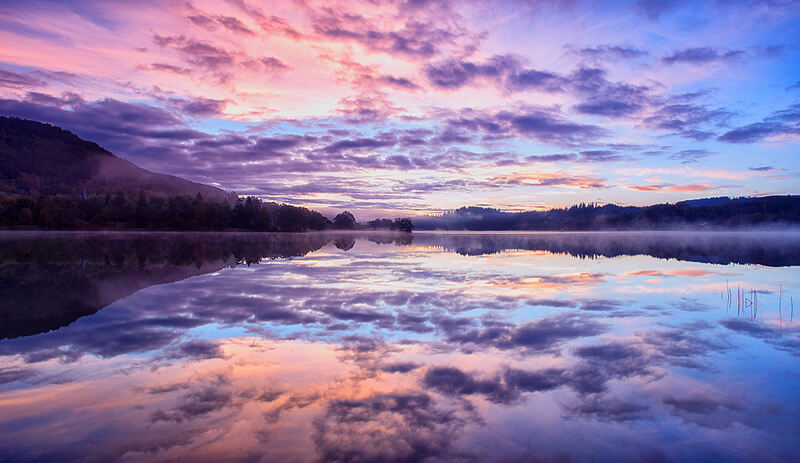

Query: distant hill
[
  {"left": 416, "top": 196, "right": 800, "bottom": 230},
  {"left": 0, "top": 116, "right": 235, "bottom": 203},
  {"left": 677, "top": 197, "right": 737, "bottom": 208}
]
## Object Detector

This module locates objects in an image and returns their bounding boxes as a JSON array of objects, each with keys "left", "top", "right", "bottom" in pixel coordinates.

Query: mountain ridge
[{"left": 0, "top": 116, "right": 235, "bottom": 203}]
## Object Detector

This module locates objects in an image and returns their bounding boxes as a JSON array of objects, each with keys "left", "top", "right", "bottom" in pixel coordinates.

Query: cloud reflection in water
[{"left": 0, "top": 231, "right": 799, "bottom": 462}]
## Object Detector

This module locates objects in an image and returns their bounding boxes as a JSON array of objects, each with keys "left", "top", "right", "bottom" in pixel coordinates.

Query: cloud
[
  {"left": 423, "top": 366, "right": 520, "bottom": 403},
  {"left": 569, "top": 341, "right": 658, "bottom": 394},
  {"left": 322, "top": 136, "right": 396, "bottom": 154},
  {"left": 166, "top": 339, "right": 225, "bottom": 360},
  {"left": 423, "top": 58, "right": 652, "bottom": 119},
  {"left": 151, "top": 387, "right": 233, "bottom": 423},
  {"left": 718, "top": 104, "right": 800, "bottom": 143},
  {"left": 309, "top": 3, "right": 476, "bottom": 60},
  {"left": 423, "top": 365, "right": 569, "bottom": 404},
  {"left": 579, "top": 299, "right": 622, "bottom": 311},
  {"left": 375, "top": 75, "right": 420, "bottom": 90},
  {"left": 506, "top": 68, "right": 565, "bottom": 92},
  {"left": 525, "top": 153, "right": 577, "bottom": 162},
  {"left": 379, "top": 362, "right": 423, "bottom": 373},
  {"left": 662, "top": 394, "right": 749, "bottom": 429},
  {"left": 719, "top": 122, "right": 788, "bottom": 143},
  {"left": 1, "top": 92, "right": 180, "bottom": 132},
  {"left": 424, "top": 339, "right": 657, "bottom": 402},
  {"left": 720, "top": 319, "right": 800, "bottom": 356},
  {"left": 0, "top": 69, "right": 46, "bottom": 89},
  {"left": 424, "top": 55, "right": 565, "bottom": 93},
  {"left": 433, "top": 106, "right": 607, "bottom": 147},
  {"left": 0, "top": 366, "right": 36, "bottom": 384},
  {"left": 639, "top": 321, "right": 732, "bottom": 370},
  {"left": 577, "top": 150, "right": 622, "bottom": 162},
  {"left": 255, "top": 56, "right": 289, "bottom": 72},
  {"left": 215, "top": 15, "right": 256, "bottom": 35},
  {"left": 152, "top": 34, "right": 240, "bottom": 72},
  {"left": 566, "top": 396, "right": 650, "bottom": 422},
  {"left": 669, "top": 149, "right": 712, "bottom": 163},
  {"left": 574, "top": 100, "right": 643, "bottom": 117},
  {"left": 167, "top": 96, "right": 228, "bottom": 117},
  {"left": 312, "top": 392, "right": 471, "bottom": 462},
  {"left": 501, "top": 109, "right": 607, "bottom": 145},
  {"left": 423, "top": 59, "right": 650, "bottom": 122},
  {"left": 569, "top": 67, "right": 651, "bottom": 118},
  {"left": 569, "top": 44, "right": 649, "bottom": 61},
  {"left": 143, "top": 63, "right": 193, "bottom": 75},
  {"left": 444, "top": 313, "right": 607, "bottom": 352},
  {"left": 335, "top": 91, "right": 405, "bottom": 123},
  {"left": 187, "top": 14, "right": 217, "bottom": 30},
  {"left": 424, "top": 56, "right": 512, "bottom": 89},
  {"left": 644, "top": 103, "right": 734, "bottom": 140},
  {"left": 662, "top": 47, "right": 745, "bottom": 65}
]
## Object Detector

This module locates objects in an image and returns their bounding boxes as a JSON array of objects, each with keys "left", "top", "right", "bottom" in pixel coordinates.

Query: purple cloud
[
  {"left": 718, "top": 104, "right": 800, "bottom": 143},
  {"left": 503, "top": 110, "right": 606, "bottom": 145},
  {"left": 215, "top": 15, "right": 255, "bottom": 35},
  {"left": 0, "top": 69, "right": 46, "bottom": 89},
  {"left": 662, "top": 47, "right": 745, "bottom": 65},
  {"left": 569, "top": 44, "right": 649, "bottom": 61},
  {"left": 645, "top": 103, "right": 734, "bottom": 140}
]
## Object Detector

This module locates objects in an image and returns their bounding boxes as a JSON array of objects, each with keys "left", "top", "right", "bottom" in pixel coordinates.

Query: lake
[{"left": 1, "top": 231, "right": 799, "bottom": 462}]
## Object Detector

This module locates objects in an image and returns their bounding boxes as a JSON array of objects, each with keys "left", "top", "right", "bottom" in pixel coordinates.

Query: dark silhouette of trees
[
  {"left": 368, "top": 218, "right": 394, "bottom": 229},
  {"left": 333, "top": 211, "right": 356, "bottom": 229},
  {"left": 0, "top": 191, "right": 339, "bottom": 232},
  {"left": 275, "top": 204, "right": 331, "bottom": 232},
  {"left": 392, "top": 218, "right": 414, "bottom": 233},
  {"left": 232, "top": 197, "right": 273, "bottom": 231}
]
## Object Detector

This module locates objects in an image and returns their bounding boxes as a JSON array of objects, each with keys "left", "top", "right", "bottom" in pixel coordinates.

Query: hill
[
  {"left": 415, "top": 196, "right": 800, "bottom": 230},
  {"left": 0, "top": 116, "right": 234, "bottom": 203}
]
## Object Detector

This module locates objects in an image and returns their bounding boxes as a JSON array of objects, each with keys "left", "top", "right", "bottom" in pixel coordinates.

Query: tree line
[{"left": 0, "top": 192, "right": 414, "bottom": 232}]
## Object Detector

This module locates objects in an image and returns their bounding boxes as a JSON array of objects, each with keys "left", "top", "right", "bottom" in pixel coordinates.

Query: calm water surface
[{"left": 1, "top": 231, "right": 799, "bottom": 462}]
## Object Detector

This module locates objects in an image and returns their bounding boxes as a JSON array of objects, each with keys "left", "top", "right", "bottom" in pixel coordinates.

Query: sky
[{"left": 0, "top": 0, "right": 799, "bottom": 218}]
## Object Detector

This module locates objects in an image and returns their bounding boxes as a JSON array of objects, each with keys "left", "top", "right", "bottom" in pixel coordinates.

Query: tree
[
  {"left": 333, "top": 211, "right": 356, "bottom": 229},
  {"left": 392, "top": 218, "right": 414, "bottom": 233},
  {"left": 276, "top": 205, "right": 306, "bottom": 232},
  {"left": 368, "top": 218, "right": 393, "bottom": 229}
]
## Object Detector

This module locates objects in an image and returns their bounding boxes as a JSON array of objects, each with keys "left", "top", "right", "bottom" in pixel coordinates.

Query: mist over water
[{"left": 1, "top": 231, "right": 799, "bottom": 462}]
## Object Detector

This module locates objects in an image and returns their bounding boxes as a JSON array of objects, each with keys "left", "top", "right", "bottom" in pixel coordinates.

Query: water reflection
[{"left": 0, "top": 231, "right": 799, "bottom": 462}]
